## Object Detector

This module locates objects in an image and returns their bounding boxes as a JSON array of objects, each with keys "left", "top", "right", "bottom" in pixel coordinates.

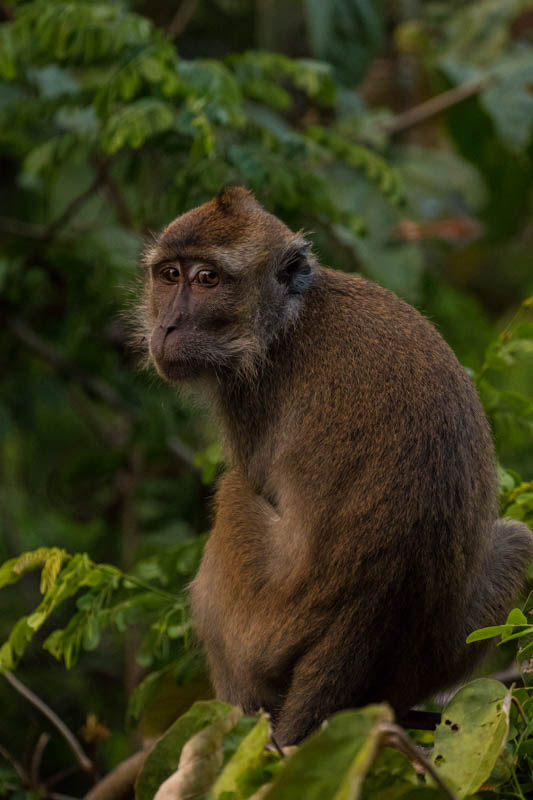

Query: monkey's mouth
[{"left": 150, "top": 327, "right": 208, "bottom": 381}]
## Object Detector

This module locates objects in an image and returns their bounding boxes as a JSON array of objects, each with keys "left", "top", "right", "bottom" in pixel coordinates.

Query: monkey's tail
[
  {"left": 468, "top": 518, "right": 533, "bottom": 637},
  {"left": 433, "top": 519, "right": 533, "bottom": 695}
]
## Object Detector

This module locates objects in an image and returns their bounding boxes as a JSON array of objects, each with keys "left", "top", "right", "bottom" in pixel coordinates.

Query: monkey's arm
[{"left": 190, "top": 470, "right": 324, "bottom": 708}]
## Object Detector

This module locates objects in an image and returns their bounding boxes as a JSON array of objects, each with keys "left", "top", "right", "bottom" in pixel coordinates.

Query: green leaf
[
  {"left": 506, "top": 607, "right": 528, "bottom": 626},
  {"left": 358, "top": 748, "right": 417, "bottom": 799},
  {"left": 305, "top": 0, "right": 384, "bottom": 86},
  {"left": 0, "top": 548, "right": 67, "bottom": 590},
  {"left": 150, "top": 707, "right": 242, "bottom": 800},
  {"left": 211, "top": 713, "right": 270, "bottom": 799},
  {"left": 101, "top": 98, "right": 175, "bottom": 153},
  {"left": 481, "top": 45, "right": 533, "bottom": 150},
  {"left": 431, "top": 678, "right": 511, "bottom": 798},
  {"left": 261, "top": 705, "right": 393, "bottom": 800},
  {"left": 466, "top": 624, "right": 514, "bottom": 643},
  {"left": 307, "top": 126, "right": 405, "bottom": 205},
  {"left": 498, "top": 464, "right": 521, "bottom": 493},
  {"left": 486, "top": 337, "right": 533, "bottom": 370},
  {"left": 135, "top": 700, "right": 240, "bottom": 800},
  {"left": 438, "top": 0, "right": 527, "bottom": 70},
  {"left": 398, "top": 146, "right": 487, "bottom": 214}
]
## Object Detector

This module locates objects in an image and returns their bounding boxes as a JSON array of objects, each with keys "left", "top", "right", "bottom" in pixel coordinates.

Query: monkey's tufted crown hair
[{"left": 215, "top": 185, "right": 259, "bottom": 212}]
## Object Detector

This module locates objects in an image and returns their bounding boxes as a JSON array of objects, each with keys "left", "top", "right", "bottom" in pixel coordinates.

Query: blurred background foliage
[{"left": 0, "top": 0, "right": 533, "bottom": 796}]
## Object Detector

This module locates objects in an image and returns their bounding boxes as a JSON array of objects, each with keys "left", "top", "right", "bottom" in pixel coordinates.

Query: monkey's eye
[
  {"left": 160, "top": 266, "right": 181, "bottom": 283},
  {"left": 196, "top": 269, "right": 219, "bottom": 287}
]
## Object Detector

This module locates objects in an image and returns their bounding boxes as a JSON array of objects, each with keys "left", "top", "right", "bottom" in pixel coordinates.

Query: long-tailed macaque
[{"left": 142, "top": 186, "right": 533, "bottom": 745}]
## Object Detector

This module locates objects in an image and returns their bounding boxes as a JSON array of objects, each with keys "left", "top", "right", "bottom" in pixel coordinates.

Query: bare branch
[
  {"left": 167, "top": 436, "right": 199, "bottom": 474},
  {"left": 0, "top": 218, "right": 46, "bottom": 239},
  {"left": 384, "top": 77, "right": 489, "bottom": 137},
  {"left": 5, "top": 316, "right": 134, "bottom": 416},
  {"left": 2, "top": 671, "right": 94, "bottom": 776},
  {"left": 30, "top": 732, "right": 50, "bottom": 788},
  {"left": 45, "top": 765, "right": 80, "bottom": 790},
  {"left": 84, "top": 748, "right": 152, "bottom": 800},
  {"left": 380, "top": 722, "right": 457, "bottom": 800},
  {"left": 167, "top": 0, "right": 198, "bottom": 39},
  {"left": 5, "top": 316, "right": 201, "bottom": 473},
  {"left": 0, "top": 741, "right": 27, "bottom": 784},
  {"left": 38, "top": 169, "right": 105, "bottom": 248},
  {"left": 49, "top": 793, "right": 85, "bottom": 800},
  {"left": 400, "top": 709, "right": 441, "bottom": 731},
  {"left": 89, "top": 155, "right": 134, "bottom": 229}
]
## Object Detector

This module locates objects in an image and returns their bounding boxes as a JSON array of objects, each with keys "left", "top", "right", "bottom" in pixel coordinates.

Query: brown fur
[{"left": 141, "top": 187, "right": 533, "bottom": 745}]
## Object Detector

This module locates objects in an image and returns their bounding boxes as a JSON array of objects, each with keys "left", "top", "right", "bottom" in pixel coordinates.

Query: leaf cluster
[{"left": 130, "top": 676, "right": 532, "bottom": 800}]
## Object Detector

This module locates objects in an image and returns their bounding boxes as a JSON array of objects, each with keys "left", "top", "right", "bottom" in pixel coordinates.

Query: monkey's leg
[
  {"left": 270, "top": 626, "right": 369, "bottom": 746},
  {"left": 190, "top": 470, "right": 303, "bottom": 712}
]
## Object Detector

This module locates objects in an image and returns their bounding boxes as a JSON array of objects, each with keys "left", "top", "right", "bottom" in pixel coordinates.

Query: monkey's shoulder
[
  {"left": 293, "top": 266, "right": 484, "bottom": 431},
  {"left": 310, "top": 268, "right": 458, "bottom": 368}
]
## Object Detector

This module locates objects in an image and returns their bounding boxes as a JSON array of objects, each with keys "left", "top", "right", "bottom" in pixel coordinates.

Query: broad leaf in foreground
[
  {"left": 136, "top": 700, "right": 241, "bottom": 800},
  {"left": 431, "top": 678, "right": 511, "bottom": 798},
  {"left": 262, "top": 704, "right": 393, "bottom": 800}
]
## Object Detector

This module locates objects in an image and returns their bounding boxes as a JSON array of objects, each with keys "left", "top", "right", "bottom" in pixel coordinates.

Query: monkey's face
[{"left": 142, "top": 187, "right": 314, "bottom": 381}]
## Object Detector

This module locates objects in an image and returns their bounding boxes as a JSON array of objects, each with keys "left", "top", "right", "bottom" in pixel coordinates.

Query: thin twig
[
  {"left": 5, "top": 314, "right": 200, "bottom": 472},
  {"left": 49, "top": 793, "right": 84, "bottom": 800},
  {"left": 166, "top": 0, "right": 198, "bottom": 39},
  {"left": 269, "top": 732, "right": 285, "bottom": 758},
  {"left": 68, "top": 388, "right": 131, "bottom": 449},
  {"left": 511, "top": 695, "right": 528, "bottom": 728},
  {"left": 167, "top": 436, "right": 200, "bottom": 474},
  {"left": 89, "top": 155, "right": 134, "bottom": 229},
  {"left": 38, "top": 168, "right": 106, "bottom": 248},
  {"left": 380, "top": 722, "right": 457, "bottom": 800},
  {"left": 400, "top": 709, "right": 441, "bottom": 731},
  {"left": 384, "top": 77, "right": 489, "bottom": 137},
  {"left": 0, "top": 218, "right": 46, "bottom": 239},
  {"left": 45, "top": 765, "right": 80, "bottom": 790},
  {"left": 0, "top": 741, "right": 27, "bottom": 784},
  {"left": 2, "top": 671, "right": 94, "bottom": 776},
  {"left": 30, "top": 732, "right": 50, "bottom": 788},
  {"left": 5, "top": 316, "right": 134, "bottom": 415},
  {"left": 84, "top": 747, "right": 152, "bottom": 800}
]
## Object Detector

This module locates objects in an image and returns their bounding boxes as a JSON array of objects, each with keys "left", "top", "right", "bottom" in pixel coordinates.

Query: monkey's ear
[
  {"left": 216, "top": 185, "right": 256, "bottom": 212},
  {"left": 276, "top": 241, "right": 313, "bottom": 294}
]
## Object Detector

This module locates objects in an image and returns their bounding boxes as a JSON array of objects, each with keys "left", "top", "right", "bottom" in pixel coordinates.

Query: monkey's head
[{"left": 142, "top": 187, "right": 315, "bottom": 381}]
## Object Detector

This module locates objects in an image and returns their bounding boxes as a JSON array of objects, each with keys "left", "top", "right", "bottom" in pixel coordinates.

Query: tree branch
[
  {"left": 89, "top": 156, "right": 134, "bottom": 229},
  {"left": 380, "top": 722, "right": 457, "bottom": 800},
  {"left": 30, "top": 732, "right": 50, "bottom": 788},
  {"left": 5, "top": 316, "right": 134, "bottom": 416},
  {"left": 384, "top": 77, "right": 489, "bottom": 137},
  {"left": 84, "top": 748, "right": 152, "bottom": 800},
  {"left": 38, "top": 168, "right": 106, "bottom": 248},
  {"left": 5, "top": 315, "right": 201, "bottom": 473},
  {"left": 0, "top": 741, "right": 27, "bottom": 784},
  {"left": 0, "top": 218, "right": 46, "bottom": 239},
  {"left": 166, "top": 0, "right": 198, "bottom": 39},
  {"left": 400, "top": 709, "right": 441, "bottom": 731},
  {"left": 2, "top": 671, "right": 94, "bottom": 776}
]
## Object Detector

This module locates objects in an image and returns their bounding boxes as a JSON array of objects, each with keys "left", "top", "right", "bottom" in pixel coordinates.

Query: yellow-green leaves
[
  {"left": 211, "top": 713, "right": 270, "bottom": 799},
  {"left": 136, "top": 701, "right": 242, "bottom": 800},
  {"left": 262, "top": 705, "right": 394, "bottom": 800},
  {"left": 431, "top": 679, "right": 511, "bottom": 798},
  {"left": 0, "top": 546, "right": 189, "bottom": 672},
  {"left": 0, "top": 546, "right": 67, "bottom": 591}
]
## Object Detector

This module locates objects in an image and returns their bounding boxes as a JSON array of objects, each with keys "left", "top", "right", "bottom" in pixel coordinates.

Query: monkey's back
[
  {"left": 264, "top": 268, "right": 499, "bottom": 701},
  {"left": 278, "top": 268, "right": 498, "bottom": 546}
]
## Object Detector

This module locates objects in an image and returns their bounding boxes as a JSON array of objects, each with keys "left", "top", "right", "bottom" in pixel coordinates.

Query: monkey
[{"left": 141, "top": 186, "right": 533, "bottom": 745}]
